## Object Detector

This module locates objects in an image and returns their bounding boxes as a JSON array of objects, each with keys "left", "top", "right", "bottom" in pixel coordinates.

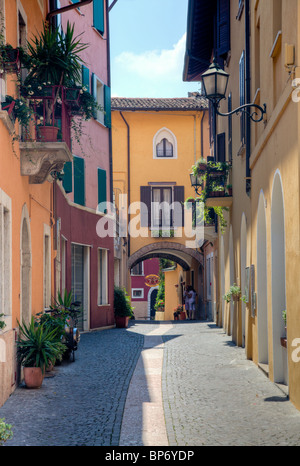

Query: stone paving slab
[
  {"left": 1, "top": 320, "right": 300, "bottom": 446},
  {"left": 161, "top": 321, "right": 300, "bottom": 446}
]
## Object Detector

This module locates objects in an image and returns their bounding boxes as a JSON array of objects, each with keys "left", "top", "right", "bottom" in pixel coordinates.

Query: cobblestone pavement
[{"left": 1, "top": 320, "right": 300, "bottom": 446}]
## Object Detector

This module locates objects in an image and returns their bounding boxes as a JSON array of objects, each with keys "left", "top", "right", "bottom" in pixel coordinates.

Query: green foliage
[
  {"left": 17, "top": 317, "right": 65, "bottom": 372},
  {"left": 22, "top": 21, "right": 87, "bottom": 87},
  {"left": 154, "top": 259, "right": 166, "bottom": 310},
  {"left": 0, "top": 313, "right": 5, "bottom": 331},
  {"left": 282, "top": 309, "right": 287, "bottom": 324},
  {"left": 114, "top": 286, "right": 134, "bottom": 318},
  {"left": 0, "top": 418, "right": 13, "bottom": 446},
  {"left": 223, "top": 284, "right": 242, "bottom": 303}
]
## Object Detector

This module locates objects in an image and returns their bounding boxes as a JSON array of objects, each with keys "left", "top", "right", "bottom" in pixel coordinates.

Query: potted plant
[
  {"left": 16, "top": 21, "right": 98, "bottom": 144},
  {"left": 114, "top": 286, "right": 134, "bottom": 328},
  {"left": 194, "top": 157, "right": 207, "bottom": 173},
  {"left": 0, "top": 418, "right": 13, "bottom": 446},
  {"left": 223, "top": 291, "right": 231, "bottom": 303},
  {"left": 230, "top": 284, "right": 242, "bottom": 302},
  {"left": 17, "top": 317, "right": 65, "bottom": 388}
]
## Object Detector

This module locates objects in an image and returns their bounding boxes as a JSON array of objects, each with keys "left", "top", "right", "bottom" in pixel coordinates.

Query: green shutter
[
  {"left": 104, "top": 85, "right": 111, "bottom": 128},
  {"left": 98, "top": 168, "right": 107, "bottom": 212},
  {"left": 74, "top": 156, "right": 85, "bottom": 206},
  {"left": 62, "top": 161, "right": 73, "bottom": 194},
  {"left": 82, "top": 65, "right": 90, "bottom": 93},
  {"left": 91, "top": 73, "right": 97, "bottom": 119},
  {"left": 93, "top": 0, "right": 104, "bottom": 35}
]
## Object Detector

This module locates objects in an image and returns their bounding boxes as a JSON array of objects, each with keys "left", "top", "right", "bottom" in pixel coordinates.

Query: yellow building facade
[
  {"left": 184, "top": 0, "right": 300, "bottom": 410},
  {"left": 111, "top": 96, "right": 211, "bottom": 320}
]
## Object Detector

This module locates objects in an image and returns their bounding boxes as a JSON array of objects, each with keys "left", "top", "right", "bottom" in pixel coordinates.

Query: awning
[{"left": 183, "top": 0, "right": 217, "bottom": 82}]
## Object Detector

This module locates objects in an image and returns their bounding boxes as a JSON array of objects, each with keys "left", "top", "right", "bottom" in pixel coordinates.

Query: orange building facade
[{"left": 0, "top": 0, "right": 61, "bottom": 407}]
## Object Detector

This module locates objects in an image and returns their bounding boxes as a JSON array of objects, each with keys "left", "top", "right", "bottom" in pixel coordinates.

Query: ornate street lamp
[
  {"left": 189, "top": 173, "right": 203, "bottom": 196},
  {"left": 202, "top": 58, "right": 266, "bottom": 122}
]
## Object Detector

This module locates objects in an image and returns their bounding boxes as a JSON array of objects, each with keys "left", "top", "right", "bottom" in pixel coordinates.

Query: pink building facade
[
  {"left": 53, "top": 0, "right": 114, "bottom": 330},
  {"left": 130, "top": 258, "right": 160, "bottom": 320}
]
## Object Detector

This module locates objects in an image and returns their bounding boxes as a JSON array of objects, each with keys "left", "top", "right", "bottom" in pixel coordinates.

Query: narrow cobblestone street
[{"left": 1, "top": 320, "right": 300, "bottom": 447}]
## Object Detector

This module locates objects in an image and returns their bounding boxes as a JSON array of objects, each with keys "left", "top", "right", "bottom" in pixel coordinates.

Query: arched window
[
  {"left": 153, "top": 128, "right": 177, "bottom": 159},
  {"left": 156, "top": 138, "right": 173, "bottom": 158}
]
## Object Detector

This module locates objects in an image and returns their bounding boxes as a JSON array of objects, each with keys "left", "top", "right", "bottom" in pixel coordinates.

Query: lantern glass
[{"left": 202, "top": 60, "right": 229, "bottom": 102}]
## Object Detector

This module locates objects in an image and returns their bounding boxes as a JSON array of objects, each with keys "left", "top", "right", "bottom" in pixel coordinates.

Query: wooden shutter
[
  {"left": 217, "top": 133, "right": 226, "bottom": 162},
  {"left": 82, "top": 65, "right": 90, "bottom": 93},
  {"left": 93, "top": 0, "right": 104, "bottom": 35},
  {"left": 74, "top": 156, "right": 85, "bottom": 206},
  {"left": 62, "top": 161, "right": 72, "bottom": 194},
  {"left": 104, "top": 85, "right": 111, "bottom": 128},
  {"left": 173, "top": 186, "right": 184, "bottom": 227},
  {"left": 217, "top": 0, "right": 230, "bottom": 59},
  {"left": 140, "top": 186, "right": 151, "bottom": 227},
  {"left": 98, "top": 168, "right": 107, "bottom": 212}
]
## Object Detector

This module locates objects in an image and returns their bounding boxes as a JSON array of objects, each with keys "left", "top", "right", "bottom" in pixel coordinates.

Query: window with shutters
[
  {"left": 140, "top": 185, "right": 184, "bottom": 229},
  {"left": 91, "top": 73, "right": 111, "bottom": 127},
  {"left": 153, "top": 128, "right": 177, "bottom": 159}
]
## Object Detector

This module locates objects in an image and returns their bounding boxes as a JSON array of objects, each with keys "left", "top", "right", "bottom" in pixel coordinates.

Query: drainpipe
[
  {"left": 120, "top": 111, "right": 130, "bottom": 258},
  {"left": 245, "top": 0, "right": 251, "bottom": 195},
  {"left": 106, "top": 0, "right": 113, "bottom": 206}
]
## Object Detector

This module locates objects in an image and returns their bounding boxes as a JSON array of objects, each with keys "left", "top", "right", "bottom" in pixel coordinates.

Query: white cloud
[{"left": 115, "top": 33, "right": 187, "bottom": 84}]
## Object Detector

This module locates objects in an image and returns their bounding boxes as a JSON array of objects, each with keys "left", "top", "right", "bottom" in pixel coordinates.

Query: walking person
[
  {"left": 183, "top": 285, "right": 190, "bottom": 319},
  {"left": 188, "top": 287, "right": 197, "bottom": 320}
]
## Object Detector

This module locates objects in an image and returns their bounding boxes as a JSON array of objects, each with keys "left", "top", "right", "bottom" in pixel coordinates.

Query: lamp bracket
[{"left": 214, "top": 101, "right": 267, "bottom": 123}]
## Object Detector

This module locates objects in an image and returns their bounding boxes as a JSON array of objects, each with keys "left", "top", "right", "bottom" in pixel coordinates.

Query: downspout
[
  {"left": 245, "top": 0, "right": 251, "bottom": 195},
  {"left": 120, "top": 111, "right": 130, "bottom": 258},
  {"left": 106, "top": 0, "right": 113, "bottom": 206}
]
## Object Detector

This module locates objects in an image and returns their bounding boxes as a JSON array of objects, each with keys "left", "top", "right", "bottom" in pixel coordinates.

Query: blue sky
[{"left": 109, "top": 0, "right": 200, "bottom": 98}]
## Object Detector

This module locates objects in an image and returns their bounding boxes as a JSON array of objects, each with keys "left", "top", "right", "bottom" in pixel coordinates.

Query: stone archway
[
  {"left": 128, "top": 242, "right": 203, "bottom": 271},
  {"left": 20, "top": 205, "right": 32, "bottom": 325}
]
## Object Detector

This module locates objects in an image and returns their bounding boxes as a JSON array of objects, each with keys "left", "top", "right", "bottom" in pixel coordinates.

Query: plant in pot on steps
[
  {"left": 17, "top": 317, "right": 65, "bottom": 388},
  {"left": 114, "top": 286, "right": 135, "bottom": 328}
]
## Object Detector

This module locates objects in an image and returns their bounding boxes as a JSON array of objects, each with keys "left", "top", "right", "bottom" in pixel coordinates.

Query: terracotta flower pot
[
  {"left": 180, "top": 311, "right": 186, "bottom": 320},
  {"left": 115, "top": 316, "right": 130, "bottom": 328},
  {"left": 23, "top": 367, "right": 44, "bottom": 389},
  {"left": 38, "top": 125, "right": 59, "bottom": 142}
]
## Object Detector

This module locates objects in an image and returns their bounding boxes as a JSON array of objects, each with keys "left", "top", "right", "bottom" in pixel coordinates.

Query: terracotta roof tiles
[{"left": 111, "top": 95, "right": 208, "bottom": 112}]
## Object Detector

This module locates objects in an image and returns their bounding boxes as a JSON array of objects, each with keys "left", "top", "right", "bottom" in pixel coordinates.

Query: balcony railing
[{"left": 19, "top": 85, "right": 73, "bottom": 184}]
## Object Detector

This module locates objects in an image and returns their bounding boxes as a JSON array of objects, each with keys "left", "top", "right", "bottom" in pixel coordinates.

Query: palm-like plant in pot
[
  {"left": 17, "top": 317, "right": 65, "bottom": 388},
  {"left": 20, "top": 21, "right": 90, "bottom": 141}
]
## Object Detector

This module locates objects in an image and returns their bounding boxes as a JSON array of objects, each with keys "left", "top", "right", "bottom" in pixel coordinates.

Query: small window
[
  {"left": 131, "top": 262, "right": 143, "bottom": 276},
  {"left": 156, "top": 138, "right": 173, "bottom": 158},
  {"left": 132, "top": 289, "right": 144, "bottom": 299},
  {"left": 153, "top": 128, "right": 177, "bottom": 159}
]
